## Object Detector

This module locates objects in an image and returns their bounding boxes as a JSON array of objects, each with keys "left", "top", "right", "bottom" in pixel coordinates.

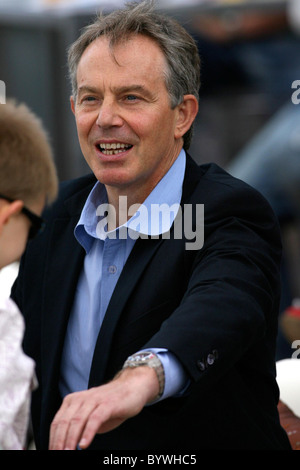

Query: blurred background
[{"left": 1, "top": 0, "right": 300, "bottom": 361}]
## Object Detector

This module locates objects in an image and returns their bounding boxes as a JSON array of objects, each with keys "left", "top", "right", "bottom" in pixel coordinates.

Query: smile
[{"left": 97, "top": 142, "right": 133, "bottom": 155}]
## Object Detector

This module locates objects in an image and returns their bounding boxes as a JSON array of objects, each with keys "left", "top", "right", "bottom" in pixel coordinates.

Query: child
[{"left": 0, "top": 100, "right": 58, "bottom": 449}]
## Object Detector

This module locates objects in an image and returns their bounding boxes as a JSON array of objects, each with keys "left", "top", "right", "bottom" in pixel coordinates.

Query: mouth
[{"left": 96, "top": 142, "right": 133, "bottom": 156}]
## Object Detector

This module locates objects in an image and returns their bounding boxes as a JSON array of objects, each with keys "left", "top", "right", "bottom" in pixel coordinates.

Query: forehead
[{"left": 77, "top": 34, "right": 167, "bottom": 84}]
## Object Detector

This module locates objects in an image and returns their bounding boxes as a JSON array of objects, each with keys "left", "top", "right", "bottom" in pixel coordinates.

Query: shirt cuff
[{"left": 139, "top": 348, "right": 189, "bottom": 402}]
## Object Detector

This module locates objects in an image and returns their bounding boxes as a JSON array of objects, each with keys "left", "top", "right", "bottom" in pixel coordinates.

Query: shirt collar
[{"left": 75, "top": 149, "right": 186, "bottom": 251}]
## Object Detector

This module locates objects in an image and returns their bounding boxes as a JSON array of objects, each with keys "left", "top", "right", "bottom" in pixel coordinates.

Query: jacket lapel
[
  {"left": 41, "top": 179, "right": 95, "bottom": 396},
  {"left": 88, "top": 235, "right": 165, "bottom": 387}
]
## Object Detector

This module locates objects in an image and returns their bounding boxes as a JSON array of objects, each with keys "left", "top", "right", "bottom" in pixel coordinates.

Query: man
[{"left": 12, "top": 1, "right": 291, "bottom": 450}]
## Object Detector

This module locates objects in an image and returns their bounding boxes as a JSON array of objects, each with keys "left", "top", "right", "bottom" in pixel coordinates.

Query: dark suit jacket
[{"left": 12, "top": 155, "right": 291, "bottom": 450}]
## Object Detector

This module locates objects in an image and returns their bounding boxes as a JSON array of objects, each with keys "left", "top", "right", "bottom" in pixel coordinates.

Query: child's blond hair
[{"left": 0, "top": 100, "right": 58, "bottom": 205}]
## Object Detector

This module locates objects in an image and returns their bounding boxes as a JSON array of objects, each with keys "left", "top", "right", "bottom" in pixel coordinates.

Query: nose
[{"left": 96, "top": 99, "right": 123, "bottom": 129}]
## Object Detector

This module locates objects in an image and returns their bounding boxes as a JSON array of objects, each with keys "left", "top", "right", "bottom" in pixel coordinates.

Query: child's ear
[{"left": 0, "top": 200, "right": 24, "bottom": 234}]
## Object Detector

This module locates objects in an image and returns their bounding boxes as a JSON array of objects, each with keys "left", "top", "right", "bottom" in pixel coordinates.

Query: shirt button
[{"left": 108, "top": 265, "right": 117, "bottom": 274}]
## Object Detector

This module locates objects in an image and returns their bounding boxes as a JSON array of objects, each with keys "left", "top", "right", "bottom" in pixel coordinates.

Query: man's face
[{"left": 71, "top": 34, "right": 187, "bottom": 202}]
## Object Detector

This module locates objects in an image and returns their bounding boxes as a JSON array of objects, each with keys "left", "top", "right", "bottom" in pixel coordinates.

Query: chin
[{"left": 94, "top": 168, "right": 133, "bottom": 188}]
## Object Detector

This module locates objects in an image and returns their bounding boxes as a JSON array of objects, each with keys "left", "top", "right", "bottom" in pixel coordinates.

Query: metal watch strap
[{"left": 122, "top": 351, "right": 165, "bottom": 400}]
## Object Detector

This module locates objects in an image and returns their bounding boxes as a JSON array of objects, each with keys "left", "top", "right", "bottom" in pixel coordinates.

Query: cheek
[
  {"left": 75, "top": 114, "right": 94, "bottom": 139},
  {"left": 129, "top": 114, "right": 162, "bottom": 146},
  {"left": 4, "top": 222, "right": 29, "bottom": 265},
  {"left": 147, "top": 109, "right": 176, "bottom": 140}
]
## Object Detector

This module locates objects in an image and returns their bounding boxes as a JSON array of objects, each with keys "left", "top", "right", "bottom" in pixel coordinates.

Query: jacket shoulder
[
  {"left": 59, "top": 173, "right": 97, "bottom": 197},
  {"left": 44, "top": 173, "right": 97, "bottom": 219},
  {"left": 187, "top": 158, "right": 270, "bottom": 206}
]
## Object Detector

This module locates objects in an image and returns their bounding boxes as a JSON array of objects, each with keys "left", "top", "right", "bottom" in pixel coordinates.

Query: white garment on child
[{"left": 0, "top": 294, "right": 36, "bottom": 450}]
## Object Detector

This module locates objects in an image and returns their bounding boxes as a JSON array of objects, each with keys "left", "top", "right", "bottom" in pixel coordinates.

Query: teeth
[
  {"left": 100, "top": 143, "right": 130, "bottom": 150},
  {"left": 98, "top": 142, "right": 132, "bottom": 155}
]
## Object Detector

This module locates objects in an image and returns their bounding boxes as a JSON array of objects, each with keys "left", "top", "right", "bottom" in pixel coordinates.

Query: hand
[{"left": 49, "top": 366, "right": 159, "bottom": 450}]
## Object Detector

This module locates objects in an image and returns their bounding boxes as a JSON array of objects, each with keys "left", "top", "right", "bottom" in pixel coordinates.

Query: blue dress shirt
[{"left": 59, "top": 149, "right": 188, "bottom": 401}]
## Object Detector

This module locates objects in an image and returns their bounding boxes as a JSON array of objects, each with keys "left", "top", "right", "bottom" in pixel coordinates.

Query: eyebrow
[
  {"left": 77, "top": 85, "right": 99, "bottom": 97},
  {"left": 114, "top": 85, "right": 154, "bottom": 99},
  {"left": 77, "top": 84, "right": 155, "bottom": 100}
]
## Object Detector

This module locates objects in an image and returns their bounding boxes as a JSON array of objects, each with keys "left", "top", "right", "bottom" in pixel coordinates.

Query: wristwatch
[{"left": 122, "top": 351, "right": 165, "bottom": 400}]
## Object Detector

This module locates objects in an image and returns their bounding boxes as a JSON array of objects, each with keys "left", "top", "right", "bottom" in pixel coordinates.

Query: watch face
[{"left": 129, "top": 352, "right": 155, "bottom": 363}]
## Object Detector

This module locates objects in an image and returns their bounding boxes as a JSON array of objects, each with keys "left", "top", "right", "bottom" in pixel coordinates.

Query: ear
[
  {"left": 0, "top": 200, "right": 24, "bottom": 235},
  {"left": 174, "top": 95, "right": 198, "bottom": 140},
  {"left": 70, "top": 95, "right": 75, "bottom": 115}
]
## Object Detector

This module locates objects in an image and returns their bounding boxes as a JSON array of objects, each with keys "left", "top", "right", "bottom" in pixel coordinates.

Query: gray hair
[{"left": 67, "top": 0, "right": 200, "bottom": 149}]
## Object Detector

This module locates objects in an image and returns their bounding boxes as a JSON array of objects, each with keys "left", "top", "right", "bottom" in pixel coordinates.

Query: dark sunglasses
[{"left": 0, "top": 193, "right": 45, "bottom": 240}]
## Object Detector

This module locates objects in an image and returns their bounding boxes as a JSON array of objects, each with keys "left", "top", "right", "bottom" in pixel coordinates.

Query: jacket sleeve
[{"left": 142, "top": 180, "right": 282, "bottom": 389}]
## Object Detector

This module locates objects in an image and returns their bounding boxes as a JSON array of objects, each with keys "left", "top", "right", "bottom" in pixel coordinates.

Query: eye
[
  {"left": 80, "top": 96, "right": 98, "bottom": 105},
  {"left": 125, "top": 95, "right": 139, "bottom": 102}
]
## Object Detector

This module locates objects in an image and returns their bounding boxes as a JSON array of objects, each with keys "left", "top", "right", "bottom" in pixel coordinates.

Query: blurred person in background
[{"left": 228, "top": 0, "right": 300, "bottom": 359}]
